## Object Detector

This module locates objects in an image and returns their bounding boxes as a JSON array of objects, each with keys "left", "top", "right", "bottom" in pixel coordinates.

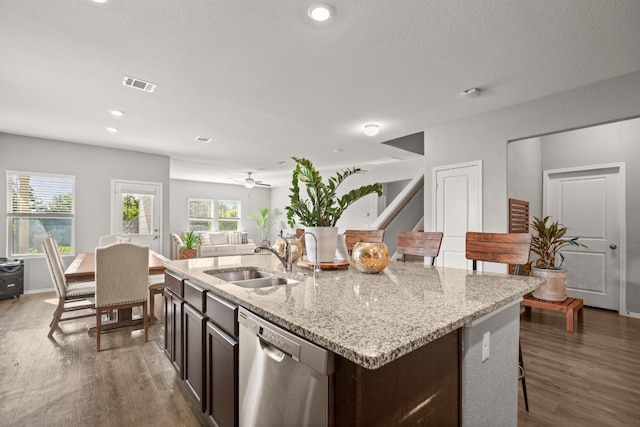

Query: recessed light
[
  {"left": 308, "top": 3, "right": 333, "bottom": 22},
  {"left": 194, "top": 136, "right": 212, "bottom": 143},
  {"left": 91, "top": 0, "right": 109, "bottom": 4},
  {"left": 105, "top": 127, "right": 118, "bottom": 133},
  {"left": 460, "top": 88, "right": 482, "bottom": 98},
  {"left": 363, "top": 124, "right": 380, "bottom": 136},
  {"left": 108, "top": 109, "right": 124, "bottom": 117}
]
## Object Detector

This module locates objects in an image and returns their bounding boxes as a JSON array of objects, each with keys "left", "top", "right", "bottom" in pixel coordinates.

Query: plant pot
[
  {"left": 304, "top": 226, "right": 338, "bottom": 264},
  {"left": 180, "top": 248, "right": 197, "bottom": 259},
  {"left": 351, "top": 241, "right": 389, "bottom": 274},
  {"left": 531, "top": 267, "right": 567, "bottom": 302}
]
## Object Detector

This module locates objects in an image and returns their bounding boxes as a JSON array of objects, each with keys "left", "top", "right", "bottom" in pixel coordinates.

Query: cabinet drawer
[
  {"left": 165, "top": 271, "right": 184, "bottom": 297},
  {"left": 206, "top": 293, "right": 238, "bottom": 338},
  {"left": 184, "top": 280, "right": 207, "bottom": 312}
]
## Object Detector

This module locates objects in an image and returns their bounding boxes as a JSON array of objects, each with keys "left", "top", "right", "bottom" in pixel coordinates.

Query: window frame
[
  {"left": 6, "top": 170, "right": 76, "bottom": 257},
  {"left": 217, "top": 199, "right": 241, "bottom": 231},
  {"left": 187, "top": 198, "right": 216, "bottom": 232}
]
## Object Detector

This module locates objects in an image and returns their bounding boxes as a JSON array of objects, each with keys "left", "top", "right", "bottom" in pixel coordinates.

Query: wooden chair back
[
  {"left": 397, "top": 231, "right": 443, "bottom": 265},
  {"left": 344, "top": 229, "right": 385, "bottom": 253},
  {"left": 465, "top": 232, "right": 532, "bottom": 274}
]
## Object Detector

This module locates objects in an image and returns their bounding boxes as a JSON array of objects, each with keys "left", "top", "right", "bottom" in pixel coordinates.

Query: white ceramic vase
[{"left": 304, "top": 226, "right": 338, "bottom": 264}]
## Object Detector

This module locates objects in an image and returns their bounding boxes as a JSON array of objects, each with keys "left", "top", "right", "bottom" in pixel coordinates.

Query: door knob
[{"left": 610, "top": 244, "right": 617, "bottom": 250}]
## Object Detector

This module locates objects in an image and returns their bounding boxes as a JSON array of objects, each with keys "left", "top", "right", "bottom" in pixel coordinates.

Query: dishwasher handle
[{"left": 259, "top": 338, "right": 286, "bottom": 362}]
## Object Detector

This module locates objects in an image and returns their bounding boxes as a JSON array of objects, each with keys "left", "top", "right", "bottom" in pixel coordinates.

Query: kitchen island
[{"left": 163, "top": 254, "right": 541, "bottom": 426}]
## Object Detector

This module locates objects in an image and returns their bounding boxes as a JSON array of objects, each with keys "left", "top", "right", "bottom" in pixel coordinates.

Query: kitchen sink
[{"left": 204, "top": 268, "right": 298, "bottom": 288}]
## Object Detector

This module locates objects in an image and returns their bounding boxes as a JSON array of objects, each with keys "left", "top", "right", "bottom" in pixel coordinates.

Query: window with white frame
[
  {"left": 218, "top": 200, "right": 240, "bottom": 231},
  {"left": 188, "top": 198, "right": 215, "bottom": 231},
  {"left": 6, "top": 171, "right": 75, "bottom": 256}
]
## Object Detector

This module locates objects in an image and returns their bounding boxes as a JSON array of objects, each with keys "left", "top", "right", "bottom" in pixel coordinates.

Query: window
[
  {"left": 6, "top": 171, "right": 75, "bottom": 256},
  {"left": 218, "top": 200, "right": 240, "bottom": 231},
  {"left": 188, "top": 198, "right": 215, "bottom": 231}
]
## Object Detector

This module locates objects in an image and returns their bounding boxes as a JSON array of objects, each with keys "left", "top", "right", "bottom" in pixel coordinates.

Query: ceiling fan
[{"left": 242, "top": 172, "right": 270, "bottom": 188}]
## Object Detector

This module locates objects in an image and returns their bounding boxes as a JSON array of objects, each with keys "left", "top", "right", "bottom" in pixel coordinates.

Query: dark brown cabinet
[
  {"left": 184, "top": 303, "right": 206, "bottom": 410},
  {"left": 205, "top": 322, "right": 238, "bottom": 427},
  {"left": 164, "top": 287, "right": 183, "bottom": 378}
]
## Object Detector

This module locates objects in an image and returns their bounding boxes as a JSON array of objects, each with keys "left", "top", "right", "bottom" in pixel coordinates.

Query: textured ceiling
[{"left": 1, "top": 0, "right": 639, "bottom": 186}]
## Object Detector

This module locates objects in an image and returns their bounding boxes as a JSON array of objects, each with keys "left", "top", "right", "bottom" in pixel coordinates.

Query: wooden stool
[
  {"left": 149, "top": 282, "right": 166, "bottom": 325},
  {"left": 521, "top": 293, "right": 584, "bottom": 332}
]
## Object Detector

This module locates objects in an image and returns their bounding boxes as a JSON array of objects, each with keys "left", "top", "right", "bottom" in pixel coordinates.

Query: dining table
[{"left": 64, "top": 249, "right": 168, "bottom": 330}]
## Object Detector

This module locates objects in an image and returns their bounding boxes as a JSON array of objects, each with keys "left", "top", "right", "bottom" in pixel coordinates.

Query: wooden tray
[{"left": 297, "top": 259, "right": 350, "bottom": 270}]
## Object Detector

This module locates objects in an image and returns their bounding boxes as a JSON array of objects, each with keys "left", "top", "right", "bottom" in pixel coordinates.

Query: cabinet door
[
  {"left": 164, "top": 289, "right": 184, "bottom": 378},
  {"left": 184, "top": 303, "right": 206, "bottom": 411},
  {"left": 206, "top": 321, "right": 238, "bottom": 427}
]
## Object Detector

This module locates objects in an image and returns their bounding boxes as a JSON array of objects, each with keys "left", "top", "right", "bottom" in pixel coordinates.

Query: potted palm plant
[
  {"left": 530, "top": 215, "right": 586, "bottom": 301},
  {"left": 248, "top": 206, "right": 281, "bottom": 246},
  {"left": 180, "top": 230, "right": 200, "bottom": 259},
  {"left": 286, "top": 157, "right": 383, "bottom": 263}
]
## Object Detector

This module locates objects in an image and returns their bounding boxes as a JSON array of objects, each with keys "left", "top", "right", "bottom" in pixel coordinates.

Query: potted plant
[
  {"left": 180, "top": 230, "right": 200, "bottom": 259},
  {"left": 529, "top": 215, "right": 586, "bottom": 301},
  {"left": 286, "top": 157, "right": 383, "bottom": 263},
  {"left": 248, "top": 206, "right": 281, "bottom": 247}
]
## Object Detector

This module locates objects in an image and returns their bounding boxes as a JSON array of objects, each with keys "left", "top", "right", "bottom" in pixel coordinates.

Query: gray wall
[
  {"left": 423, "top": 71, "right": 640, "bottom": 315},
  {"left": 0, "top": 133, "right": 170, "bottom": 293},
  {"left": 170, "top": 179, "right": 272, "bottom": 244}
]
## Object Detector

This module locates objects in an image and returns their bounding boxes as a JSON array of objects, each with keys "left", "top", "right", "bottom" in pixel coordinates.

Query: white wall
[
  {"left": 170, "top": 179, "right": 272, "bottom": 244},
  {"left": 269, "top": 157, "right": 424, "bottom": 234},
  {"left": 0, "top": 133, "right": 170, "bottom": 293},
  {"left": 507, "top": 137, "right": 542, "bottom": 217},
  {"left": 423, "top": 71, "right": 640, "bottom": 314}
]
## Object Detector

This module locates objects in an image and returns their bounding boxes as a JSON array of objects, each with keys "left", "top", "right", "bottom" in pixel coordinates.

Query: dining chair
[
  {"left": 344, "top": 229, "right": 385, "bottom": 254},
  {"left": 397, "top": 231, "right": 443, "bottom": 265},
  {"left": 148, "top": 275, "right": 166, "bottom": 325},
  {"left": 95, "top": 242, "right": 149, "bottom": 351},
  {"left": 98, "top": 234, "right": 131, "bottom": 247},
  {"left": 42, "top": 236, "right": 96, "bottom": 338},
  {"left": 465, "top": 231, "right": 532, "bottom": 412}
]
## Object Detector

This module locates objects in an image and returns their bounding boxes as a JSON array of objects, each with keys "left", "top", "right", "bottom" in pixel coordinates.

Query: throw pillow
[
  {"left": 241, "top": 232, "right": 248, "bottom": 244},
  {"left": 228, "top": 231, "right": 241, "bottom": 245},
  {"left": 198, "top": 233, "right": 211, "bottom": 246},
  {"left": 209, "top": 232, "right": 227, "bottom": 245}
]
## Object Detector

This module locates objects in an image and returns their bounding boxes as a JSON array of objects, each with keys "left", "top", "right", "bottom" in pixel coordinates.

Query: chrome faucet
[
  {"left": 298, "top": 231, "right": 321, "bottom": 274},
  {"left": 255, "top": 240, "right": 292, "bottom": 272}
]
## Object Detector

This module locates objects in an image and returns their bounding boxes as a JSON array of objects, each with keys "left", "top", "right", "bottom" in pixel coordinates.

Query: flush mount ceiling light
[
  {"left": 460, "top": 87, "right": 482, "bottom": 98},
  {"left": 105, "top": 127, "right": 118, "bottom": 133},
  {"left": 308, "top": 3, "right": 334, "bottom": 22},
  {"left": 363, "top": 124, "right": 380, "bottom": 136},
  {"left": 108, "top": 109, "right": 124, "bottom": 117}
]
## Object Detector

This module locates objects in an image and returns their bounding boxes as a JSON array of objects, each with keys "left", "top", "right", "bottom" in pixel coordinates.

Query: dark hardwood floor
[
  {"left": 519, "top": 305, "right": 640, "bottom": 426},
  {"left": 0, "top": 292, "right": 208, "bottom": 427},
  {"left": 1, "top": 291, "right": 639, "bottom": 426}
]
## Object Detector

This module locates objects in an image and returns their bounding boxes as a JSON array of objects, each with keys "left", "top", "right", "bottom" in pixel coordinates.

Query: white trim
[{"left": 543, "top": 162, "right": 627, "bottom": 316}]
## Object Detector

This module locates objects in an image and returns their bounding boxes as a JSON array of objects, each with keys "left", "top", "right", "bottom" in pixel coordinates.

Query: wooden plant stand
[{"left": 521, "top": 293, "right": 584, "bottom": 333}]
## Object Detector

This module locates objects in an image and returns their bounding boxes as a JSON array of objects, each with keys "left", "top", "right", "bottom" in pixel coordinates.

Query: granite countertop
[{"left": 164, "top": 255, "right": 542, "bottom": 370}]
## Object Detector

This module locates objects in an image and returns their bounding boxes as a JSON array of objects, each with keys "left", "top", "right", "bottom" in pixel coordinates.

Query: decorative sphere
[
  {"left": 272, "top": 237, "right": 303, "bottom": 262},
  {"left": 351, "top": 242, "right": 389, "bottom": 274}
]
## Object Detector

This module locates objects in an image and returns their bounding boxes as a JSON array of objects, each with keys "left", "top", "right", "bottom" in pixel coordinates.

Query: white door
[
  {"left": 433, "top": 161, "right": 482, "bottom": 269},
  {"left": 112, "top": 180, "right": 162, "bottom": 253},
  {"left": 544, "top": 164, "right": 624, "bottom": 311}
]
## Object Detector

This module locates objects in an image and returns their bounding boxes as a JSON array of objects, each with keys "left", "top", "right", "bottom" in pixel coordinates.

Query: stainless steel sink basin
[
  {"left": 207, "top": 269, "right": 273, "bottom": 282},
  {"left": 204, "top": 269, "right": 298, "bottom": 288}
]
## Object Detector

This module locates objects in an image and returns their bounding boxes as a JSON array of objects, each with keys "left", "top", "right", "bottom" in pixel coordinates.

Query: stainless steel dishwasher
[{"left": 238, "top": 307, "right": 334, "bottom": 427}]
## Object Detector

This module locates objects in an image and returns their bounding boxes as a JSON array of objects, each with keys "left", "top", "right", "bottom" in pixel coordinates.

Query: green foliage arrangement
[
  {"left": 180, "top": 230, "right": 200, "bottom": 250},
  {"left": 248, "top": 206, "right": 282, "bottom": 241},
  {"left": 286, "top": 157, "right": 383, "bottom": 228},
  {"left": 530, "top": 216, "right": 586, "bottom": 269}
]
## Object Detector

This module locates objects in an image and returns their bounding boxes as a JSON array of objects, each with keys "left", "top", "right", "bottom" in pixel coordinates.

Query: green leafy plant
[
  {"left": 286, "top": 157, "right": 383, "bottom": 227},
  {"left": 180, "top": 230, "right": 200, "bottom": 250},
  {"left": 248, "top": 206, "right": 282, "bottom": 241},
  {"left": 530, "top": 216, "right": 586, "bottom": 269}
]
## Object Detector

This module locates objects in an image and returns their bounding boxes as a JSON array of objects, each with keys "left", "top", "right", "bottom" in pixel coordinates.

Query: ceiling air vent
[{"left": 122, "top": 76, "right": 157, "bottom": 93}]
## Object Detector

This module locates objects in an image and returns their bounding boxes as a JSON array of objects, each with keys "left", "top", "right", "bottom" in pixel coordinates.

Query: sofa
[{"left": 196, "top": 231, "right": 256, "bottom": 258}]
